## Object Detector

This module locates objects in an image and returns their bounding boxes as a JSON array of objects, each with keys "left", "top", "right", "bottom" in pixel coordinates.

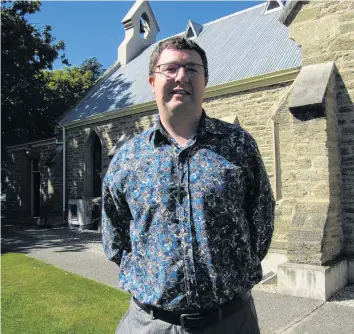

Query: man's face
[{"left": 148, "top": 48, "right": 206, "bottom": 117}]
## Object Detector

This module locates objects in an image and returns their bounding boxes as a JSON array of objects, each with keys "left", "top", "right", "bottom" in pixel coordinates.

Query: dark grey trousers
[{"left": 115, "top": 294, "right": 260, "bottom": 334}]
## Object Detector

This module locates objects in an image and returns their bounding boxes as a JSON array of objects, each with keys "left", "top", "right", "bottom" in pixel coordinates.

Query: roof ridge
[{"left": 203, "top": 2, "right": 266, "bottom": 27}]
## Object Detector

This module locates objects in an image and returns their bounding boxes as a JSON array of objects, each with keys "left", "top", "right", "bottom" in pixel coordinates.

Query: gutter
[{"left": 6, "top": 138, "right": 57, "bottom": 152}]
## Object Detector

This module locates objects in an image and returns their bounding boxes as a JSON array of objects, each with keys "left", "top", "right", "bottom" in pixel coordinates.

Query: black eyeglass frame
[{"left": 153, "top": 62, "right": 205, "bottom": 79}]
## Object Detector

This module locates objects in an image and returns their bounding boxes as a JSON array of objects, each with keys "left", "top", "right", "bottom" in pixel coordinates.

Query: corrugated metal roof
[{"left": 59, "top": 3, "right": 301, "bottom": 126}]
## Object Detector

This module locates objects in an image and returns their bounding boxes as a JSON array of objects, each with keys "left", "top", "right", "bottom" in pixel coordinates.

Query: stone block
[
  {"left": 340, "top": 22, "right": 354, "bottom": 35},
  {"left": 287, "top": 229, "right": 325, "bottom": 265},
  {"left": 261, "top": 249, "right": 288, "bottom": 276},
  {"left": 340, "top": 12, "right": 354, "bottom": 23},
  {"left": 295, "top": 171, "right": 329, "bottom": 183},
  {"left": 321, "top": 2, "right": 348, "bottom": 16},
  {"left": 274, "top": 218, "right": 291, "bottom": 236},
  {"left": 275, "top": 200, "right": 294, "bottom": 216},
  {"left": 292, "top": 210, "right": 327, "bottom": 230},
  {"left": 301, "top": 41, "right": 336, "bottom": 60},
  {"left": 328, "top": 34, "right": 354, "bottom": 52},
  {"left": 337, "top": 92, "right": 352, "bottom": 105},
  {"left": 288, "top": 228, "right": 323, "bottom": 243},
  {"left": 293, "top": 6, "right": 322, "bottom": 24},
  {"left": 289, "top": 62, "right": 335, "bottom": 112},
  {"left": 342, "top": 126, "right": 354, "bottom": 136},
  {"left": 294, "top": 143, "right": 328, "bottom": 156},
  {"left": 270, "top": 240, "right": 288, "bottom": 251},
  {"left": 349, "top": 259, "right": 354, "bottom": 283},
  {"left": 296, "top": 158, "right": 312, "bottom": 169},
  {"left": 278, "top": 260, "right": 348, "bottom": 301},
  {"left": 291, "top": 16, "right": 340, "bottom": 47}
]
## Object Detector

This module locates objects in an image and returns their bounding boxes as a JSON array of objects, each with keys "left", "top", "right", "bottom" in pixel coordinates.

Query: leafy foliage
[
  {"left": 42, "top": 60, "right": 104, "bottom": 135},
  {"left": 1, "top": 1, "right": 104, "bottom": 149},
  {"left": 80, "top": 57, "right": 104, "bottom": 82},
  {"left": 1, "top": 1, "right": 68, "bottom": 146}
]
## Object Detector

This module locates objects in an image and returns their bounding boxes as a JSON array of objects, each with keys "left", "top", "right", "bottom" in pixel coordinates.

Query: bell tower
[{"left": 118, "top": 0, "right": 160, "bottom": 65}]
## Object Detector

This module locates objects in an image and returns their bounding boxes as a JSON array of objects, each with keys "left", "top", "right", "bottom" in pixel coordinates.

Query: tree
[
  {"left": 42, "top": 58, "right": 105, "bottom": 128},
  {"left": 1, "top": 1, "right": 104, "bottom": 147},
  {"left": 1, "top": 0, "right": 69, "bottom": 148},
  {"left": 80, "top": 57, "right": 104, "bottom": 81}
]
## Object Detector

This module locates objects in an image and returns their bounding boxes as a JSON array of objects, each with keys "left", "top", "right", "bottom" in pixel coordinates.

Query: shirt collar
[
  {"left": 148, "top": 109, "right": 226, "bottom": 148},
  {"left": 148, "top": 116, "right": 169, "bottom": 148}
]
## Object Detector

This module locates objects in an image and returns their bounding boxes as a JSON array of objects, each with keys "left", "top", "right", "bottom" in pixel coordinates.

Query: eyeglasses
[{"left": 154, "top": 63, "right": 205, "bottom": 79}]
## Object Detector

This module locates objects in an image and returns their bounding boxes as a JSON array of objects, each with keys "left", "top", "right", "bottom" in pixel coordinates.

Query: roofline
[
  {"left": 59, "top": 67, "right": 301, "bottom": 130},
  {"left": 6, "top": 138, "right": 58, "bottom": 152}
]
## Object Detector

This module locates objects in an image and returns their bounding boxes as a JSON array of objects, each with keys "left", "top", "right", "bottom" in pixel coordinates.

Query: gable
[{"left": 185, "top": 20, "right": 203, "bottom": 39}]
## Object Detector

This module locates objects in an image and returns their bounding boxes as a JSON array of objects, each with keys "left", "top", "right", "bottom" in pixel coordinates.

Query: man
[{"left": 102, "top": 36, "right": 275, "bottom": 334}]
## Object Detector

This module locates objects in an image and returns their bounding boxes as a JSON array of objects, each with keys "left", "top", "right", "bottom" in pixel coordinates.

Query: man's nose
[{"left": 175, "top": 66, "right": 189, "bottom": 83}]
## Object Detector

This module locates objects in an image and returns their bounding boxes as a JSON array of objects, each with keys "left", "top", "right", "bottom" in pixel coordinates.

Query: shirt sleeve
[
  {"left": 101, "top": 172, "right": 132, "bottom": 266},
  {"left": 245, "top": 134, "right": 275, "bottom": 262}
]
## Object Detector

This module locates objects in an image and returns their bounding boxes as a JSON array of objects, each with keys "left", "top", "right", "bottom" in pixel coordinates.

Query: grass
[{"left": 1, "top": 253, "right": 131, "bottom": 334}]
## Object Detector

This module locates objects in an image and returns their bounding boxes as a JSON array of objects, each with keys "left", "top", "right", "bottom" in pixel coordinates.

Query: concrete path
[{"left": 2, "top": 222, "right": 354, "bottom": 334}]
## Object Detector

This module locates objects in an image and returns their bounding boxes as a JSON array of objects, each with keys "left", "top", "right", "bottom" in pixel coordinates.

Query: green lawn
[{"left": 1, "top": 253, "right": 131, "bottom": 334}]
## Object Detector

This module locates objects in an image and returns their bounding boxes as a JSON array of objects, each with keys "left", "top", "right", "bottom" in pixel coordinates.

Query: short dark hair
[{"left": 149, "top": 36, "right": 209, "bottom": 85}]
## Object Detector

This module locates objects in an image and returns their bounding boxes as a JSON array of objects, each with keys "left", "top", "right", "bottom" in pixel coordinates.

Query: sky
[{"left": 28, "top": 1, "right": 264, "bottom": 70}]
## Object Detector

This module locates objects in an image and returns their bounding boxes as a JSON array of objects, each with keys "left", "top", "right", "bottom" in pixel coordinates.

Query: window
[{"left": 140, "top": 12, "right": 150, "bottom": 39}]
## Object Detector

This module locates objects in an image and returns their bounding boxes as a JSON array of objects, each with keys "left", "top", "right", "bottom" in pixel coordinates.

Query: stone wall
[
  {"left": 289, "top": 0, "right": 354, "bottom": 255},
  {"left": 273, "top": 69, "right": 342, "bottom": 265},
  {"left": 4, "top": 143, "right": 62, "bottom": 219}
]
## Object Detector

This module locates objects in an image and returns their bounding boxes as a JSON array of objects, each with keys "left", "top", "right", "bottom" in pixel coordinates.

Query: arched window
[{"left": 84, "top": 131, "right": 102, "bottom": 199}]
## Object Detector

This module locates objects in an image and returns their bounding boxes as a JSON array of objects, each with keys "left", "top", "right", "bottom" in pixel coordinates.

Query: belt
[{"left": 133, "top": 291, "right": 250, "bottom": 332}]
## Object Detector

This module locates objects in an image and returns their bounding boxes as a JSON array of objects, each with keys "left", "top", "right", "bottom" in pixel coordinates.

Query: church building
[{"left": 5, "top": 0, "right": 354, "bottom": 301}]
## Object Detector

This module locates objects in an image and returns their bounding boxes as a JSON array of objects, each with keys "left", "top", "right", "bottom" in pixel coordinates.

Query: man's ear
[{"left": 148, "top": 75, "right": 155, "bottom": 94}]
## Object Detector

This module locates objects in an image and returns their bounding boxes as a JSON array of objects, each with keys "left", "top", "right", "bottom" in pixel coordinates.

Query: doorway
[
  {"left": 31, "top": 158, "right": 40, "bottom": 217},
  {"left": 84, "top": 131, "right": 102, "bottom": 199},
  {"left": 92, "top": 133, "right": 102, "bottom": 198}
]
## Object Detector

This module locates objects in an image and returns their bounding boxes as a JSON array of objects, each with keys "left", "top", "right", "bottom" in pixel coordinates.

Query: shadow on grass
[{"left": 1, "top": 219, "right": 102, "bottom": 255}]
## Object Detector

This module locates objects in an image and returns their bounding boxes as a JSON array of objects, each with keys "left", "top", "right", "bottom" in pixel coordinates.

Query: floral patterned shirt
[{"left": 102, "top": 112, "right": 275, "bottom": 312}]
